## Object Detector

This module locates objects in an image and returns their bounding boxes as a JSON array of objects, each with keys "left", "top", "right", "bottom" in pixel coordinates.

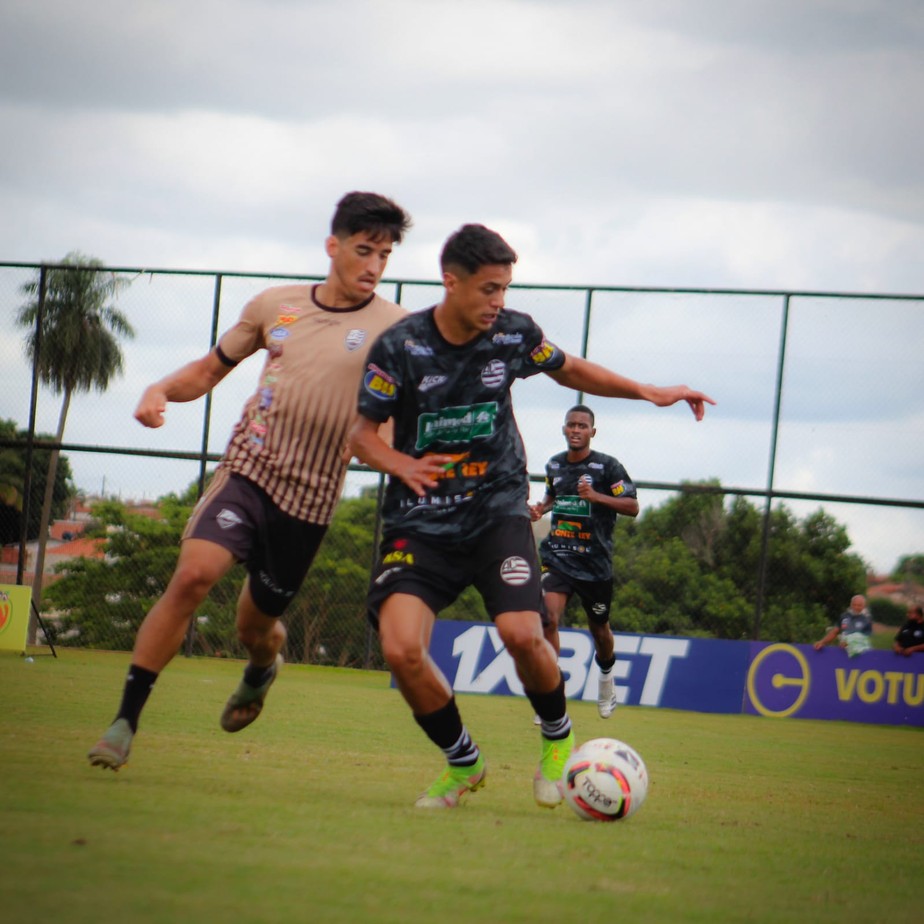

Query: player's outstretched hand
[{"left": 652, "top": 386, "right": 716, "bottom": 421}]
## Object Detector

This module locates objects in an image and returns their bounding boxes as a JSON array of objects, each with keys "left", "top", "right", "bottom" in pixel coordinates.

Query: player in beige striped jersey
[{"left": 88, "top": 192, "right": 411, "bottom": 771}]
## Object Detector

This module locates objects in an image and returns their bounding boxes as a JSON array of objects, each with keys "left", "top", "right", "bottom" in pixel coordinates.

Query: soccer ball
[{"left": 563, "top": 737, "right": 649, "bottom": 821}]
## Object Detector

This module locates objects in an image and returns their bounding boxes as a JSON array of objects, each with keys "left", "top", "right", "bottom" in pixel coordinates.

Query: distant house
[{"left": 867, "top": 579, "right": 924, "bottom": 607}]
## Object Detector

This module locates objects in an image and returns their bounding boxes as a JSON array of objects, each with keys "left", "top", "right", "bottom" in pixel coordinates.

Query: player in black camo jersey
[
  {"left": 530, "top": 405, "right": 639, "bottom": 720},
  {"left": 349, "top": 223, "right": 715, "bottom": 810}
]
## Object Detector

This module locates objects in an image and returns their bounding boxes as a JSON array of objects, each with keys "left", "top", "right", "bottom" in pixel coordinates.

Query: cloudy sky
[{"left": 2, "top": 0, "right": 923, "bottom": 573}]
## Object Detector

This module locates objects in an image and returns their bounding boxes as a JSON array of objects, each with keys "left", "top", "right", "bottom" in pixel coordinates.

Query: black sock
[
  {"left": 595, "top": 652, "right": 617, "bottom": 673},
  {"left": 115, "top": 665, "right": 159, "bottom": 733},
  {"left": 415, "top": 697, "right": 466, "bottom": 751},
  {"left": 526, "top": 674, "right": 572, "bottom": 740},
  {"left": 243, "top": 661, "right": 276, "bottom": 688}
]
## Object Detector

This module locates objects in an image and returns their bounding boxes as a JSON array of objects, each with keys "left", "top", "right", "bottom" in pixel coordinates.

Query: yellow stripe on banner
[{"left": 0, "top": 584, "right": 32, "bottom": 652}]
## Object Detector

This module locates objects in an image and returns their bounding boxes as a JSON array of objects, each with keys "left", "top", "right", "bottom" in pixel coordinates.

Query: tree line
[{"left": 36, "top": 475, "right": 888, "bottom": 665}]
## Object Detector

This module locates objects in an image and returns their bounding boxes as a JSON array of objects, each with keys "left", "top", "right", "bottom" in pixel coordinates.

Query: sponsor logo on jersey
[
  {"left": 278, "top": 304, "right": 302, "bottom": 317},
  {"left": 269, "top": 326, "right": 290, "bottom": 341},
  {"left": 382, "top": 549, "right": 415, "bottom": 565},
  {"left": 491, "top": 331, "right": 523, "bottom": 345},
  {"left": 480, "top": 359, "right": 506, "bottom": 388},
  {"left": 276, "top": 313, "right": 299, "bottom": 326},
  {"left": 430, "top": 452, "right": 489, "bottom": 480},
  {"left": 500, "top": 556, "right": 532, "bottom": 586},
  {"left": 416, "top": 402, "right": 498, "bottom": 449},
  {"left": 418, "top": 374, "right": 448, "bottom": 392},
  {"left": 364, "top": 364, "right": 397, "bottom": 400},
  {"left": 404, "top": 338, "right": 434, "bottom": 356},
  {"left": 216, "top": 508, "right": 243, "bottom": 530},
  {"left": 588, "top": 461, "right": 604, "bottom": 469},
  {"left": 529, "top": 339, "right": 557, "bottom": 366},
  {"left": 552, "top": 495, "right": 591, "bottom": 516},
  {"left": 345, "top": 328, "right": 366, "bottom": 351}
]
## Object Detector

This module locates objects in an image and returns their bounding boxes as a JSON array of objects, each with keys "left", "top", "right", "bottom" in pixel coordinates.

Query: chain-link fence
[{"left": 3, "top": 260, "right": 923, "bottom": 664}]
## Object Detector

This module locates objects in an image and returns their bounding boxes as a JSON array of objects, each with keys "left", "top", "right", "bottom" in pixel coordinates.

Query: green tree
[
  {"left": 611, "top": 485, "right": 866, "bottom": 643},
  {"left": 0, "top": 419, "right": 74, "bottom": 545},
  {"left": 892, "top": 554, "right": 924, "bottom": 583},
  {"left": 46, "top": 495, "right": 245, "bottom": 652},
  {"left": 16, "top": 253, "right": 134, "bottom": 627}
]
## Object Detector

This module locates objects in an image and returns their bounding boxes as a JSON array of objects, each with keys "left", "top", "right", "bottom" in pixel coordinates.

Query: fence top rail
[{"left": 2, "top": 260, "right": 922, "bottom": 303}]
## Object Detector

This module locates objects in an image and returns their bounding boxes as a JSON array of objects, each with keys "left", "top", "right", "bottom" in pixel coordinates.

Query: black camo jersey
[
  {"left": 538, "top": 449, "right": 636, "bottom": 581},
  {"left": 357, "top": 306, "right": 566, "bottom": 540}
]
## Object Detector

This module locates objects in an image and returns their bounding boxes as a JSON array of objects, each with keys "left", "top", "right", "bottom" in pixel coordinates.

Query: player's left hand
[{"left": 654, "top": 386, "right": 716, "bottom": 420}]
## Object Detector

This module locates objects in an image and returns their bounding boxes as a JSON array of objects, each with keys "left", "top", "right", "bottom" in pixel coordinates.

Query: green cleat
[
  {"left": 87, "top": 718, "right": 133, "bottom": 771},
  {"left": 415, "top": 754, "right": 487, "bottom": 809},
  {"left": 220, "top": 653, "right": 283, "bottom": 733},
  {"left": 533, "top": 730, "right": 575, "bottom": 808}
]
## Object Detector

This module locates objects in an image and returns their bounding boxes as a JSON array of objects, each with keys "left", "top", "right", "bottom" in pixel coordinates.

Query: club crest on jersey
[
  {"left": 345, "top": 329, "right": 366, "bottom": 351},
  {"left": 481, "top": 359, "right": 506, "bottom": 388},
  {"left": 500, "top": 556, "right": 532, "bottom": 586},
  {"left": 364, "top": 364, "right": 396, "bottom": 400}
]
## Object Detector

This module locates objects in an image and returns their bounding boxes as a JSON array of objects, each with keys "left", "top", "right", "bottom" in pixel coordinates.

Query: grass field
[{"left": 1, "top": 649, "right": 921, "bottom": 924}]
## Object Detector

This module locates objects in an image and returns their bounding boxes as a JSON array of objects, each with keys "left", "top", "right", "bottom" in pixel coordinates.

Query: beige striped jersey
[{"left": 215, "top": 284, "right": 405, "bottom": 524}]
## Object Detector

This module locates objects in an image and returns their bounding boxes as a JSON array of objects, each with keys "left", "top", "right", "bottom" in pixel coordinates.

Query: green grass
[{"left": 1, "top": 649, "right": 921, "bottom": 924}]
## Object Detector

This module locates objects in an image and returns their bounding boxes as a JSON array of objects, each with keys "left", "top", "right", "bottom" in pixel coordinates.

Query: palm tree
[{"left": 17, "top": 252, "right": 135, "bottom": 636}]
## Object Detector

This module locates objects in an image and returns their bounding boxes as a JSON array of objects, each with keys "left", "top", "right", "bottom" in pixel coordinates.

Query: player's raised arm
[
  {"left": 134, "top": 350, "right": 232, "bottom": 428},
  {"left": 545, "top": 353, "right": 715, "bottom": 421}
]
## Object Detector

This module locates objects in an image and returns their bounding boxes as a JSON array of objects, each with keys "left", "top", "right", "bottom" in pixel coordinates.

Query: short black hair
[
  {"left": 566, "top": 404, "right": 595, "bottom": 425},
  {"left": 330, "top": 192, "right": 412, "bottom": 244},
  {"left": 440, "top": 224, "right": 518, "bottom": 275}
]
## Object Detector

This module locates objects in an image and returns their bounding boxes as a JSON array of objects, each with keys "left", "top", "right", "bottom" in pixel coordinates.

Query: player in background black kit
[
  {"left": 349, "top": 223, "right": 714, "bottom": 811},
  {"left": 530, "top": 405, "right": 638, "bottom": 719}
]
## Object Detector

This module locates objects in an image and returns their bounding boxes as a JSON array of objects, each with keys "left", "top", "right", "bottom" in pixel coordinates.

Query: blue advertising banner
[
  {"left": 425, "top": 621, "right": 924, "bottom": 728},
  {"left": 744, "top": 642, "right": 924, "bottom": 726}
]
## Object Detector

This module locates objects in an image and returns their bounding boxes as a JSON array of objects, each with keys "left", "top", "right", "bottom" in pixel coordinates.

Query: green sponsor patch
[
  {"left": 417, "top": 402, "right": 498, "bottom": 449},
  {"left": 552, "top": 495, "right": 590, "bottom": 516}
]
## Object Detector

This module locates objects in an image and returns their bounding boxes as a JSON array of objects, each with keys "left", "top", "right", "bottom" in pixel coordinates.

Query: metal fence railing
[{"left": 3, "top": 260, "right": 922, "bottom": 663}]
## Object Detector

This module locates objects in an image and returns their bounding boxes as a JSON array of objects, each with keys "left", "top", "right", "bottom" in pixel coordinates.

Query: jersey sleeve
[
  {"left": 515, "top": 314, "right": 566, "bottom": 378},
  {"left": 357, "top": 329, "right": 403, "bottom": 423},
  {"left": 216, "top": 293, "right": 267, "bottom": 365},
  {"left": 607, "top": 457, "right": 637, "bottom": 499}
]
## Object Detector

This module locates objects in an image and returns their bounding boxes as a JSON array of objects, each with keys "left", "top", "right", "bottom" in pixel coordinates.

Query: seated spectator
[
  {"left": 814, "top": 594, "right": 872, "bottom": 657},
  {"left": 893, "top": 604, "right": 924, "bottom": 656}
]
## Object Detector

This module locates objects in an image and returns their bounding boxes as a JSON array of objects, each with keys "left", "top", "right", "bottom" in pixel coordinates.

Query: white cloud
[{"left": 1, "top": 0, "right": 922, "bottom": 573}]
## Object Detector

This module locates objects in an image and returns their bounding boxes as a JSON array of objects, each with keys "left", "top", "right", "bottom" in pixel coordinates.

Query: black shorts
[
  {"left": 185, "top": 473, "right": 327, "bottom": 617},
  {"left": 540, "top": 567, "right": 613, "bottom": 626},
  {"left": 366, "top": 516, "right": 542, "bottom": 629}
]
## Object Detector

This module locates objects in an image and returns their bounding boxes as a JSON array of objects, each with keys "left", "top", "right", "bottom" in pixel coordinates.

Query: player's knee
[
  {"left": 169, "top": 559, "right": 220, "bottom": 602},
  {"left": 380, "top": 636, "right": 425, "bottom": 675},
  {"left": 498, "top": 622, "right": 544, "bottom": 661}
]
